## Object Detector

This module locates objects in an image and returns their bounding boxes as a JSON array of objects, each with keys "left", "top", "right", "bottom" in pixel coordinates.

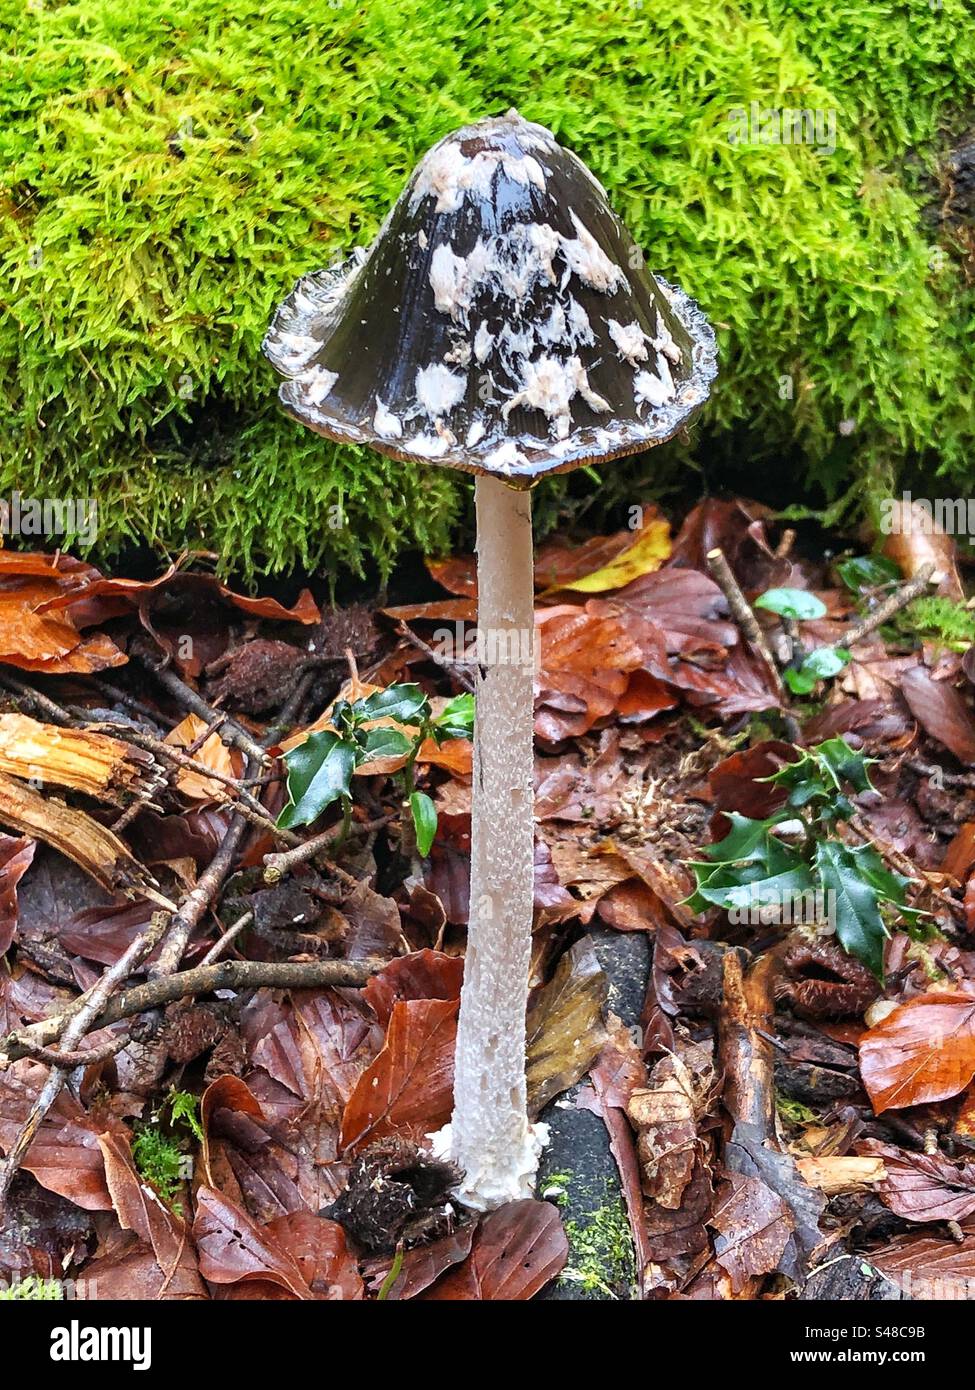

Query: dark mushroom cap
[{"left": 263, "top": 111, "right": 717, "bottom": 485}]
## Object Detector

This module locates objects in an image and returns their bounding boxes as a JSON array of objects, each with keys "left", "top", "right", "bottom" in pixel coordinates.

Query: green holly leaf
[
  {"left": 410, "top": 791, "right": 438, "bottom": 857},
  {"left": 432, "top": 692, "right": 475, "bottom": 740},
  {"left": 754, "top": 588, "right": 827, "bottom": 621},
  {"left": 696, "top": 812, "right": 789, "bottom": 866},
  {"left": 814, "top": 839, "right": 890, "bottom": 980},
  {"left": 360, "top": 727, "right": 414, "bottom": 762},
  {"left": 355, "top": 684, "right": 429, "bottom": 725},
  {"left": 813, "top": 737, "right": 875, "bottom": 794},
  {"left": 695, "top": 865, "right": 815, "bottom": 912},
  {"left": 278, "top": 730, "right": 357, "bottom": 829}
]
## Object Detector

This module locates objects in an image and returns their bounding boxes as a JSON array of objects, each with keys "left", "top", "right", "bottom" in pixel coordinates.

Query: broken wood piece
[
  {"left": 0, "top": 712, "right": 163, "bottom": 804},
  {"left": 0, "top": 772, "right": 173, "bottom": 908},
  {"left": 795, "top": 1155, "right": 887, "bottom": 1195}
]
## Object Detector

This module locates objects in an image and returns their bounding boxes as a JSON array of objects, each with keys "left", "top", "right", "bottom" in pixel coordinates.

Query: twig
[
  {"left": 0, "top": 673, "right": 76, "bottom": 725},
  {"left": 395, "top": 621, "right": 476, "bottom": 693},
  {"left": 707, "top": 548, "right": 787, "bottom": 698},
  {"left": 263, "top": 815, "right": 393, "bottom": 884},
  {"left": 0, "top": 910, "right": 172, "bottom": 1210},
  {"left": 13, "top": 1032, "right": 135, "bottom": 1069},
  {"left": 2, "top": 957, "right": 385, "bottom": 1060},
  {"left": 137, "top": 652, "right": 270, "bottom": 766},
  {"left": 843, "top": 562, "right": 936, "bottom": 647},
  {"left": 706, "top": 547, "right": 800, "bottom": 739},
  {"left": 151, "top": 814, "right": 250, "bottom": 977},
  {"left": 94, "top": 721, "right": 271, "bottom": 819},
  {"left": 200, "top": 910, "right": 254, "bottom": 966}
]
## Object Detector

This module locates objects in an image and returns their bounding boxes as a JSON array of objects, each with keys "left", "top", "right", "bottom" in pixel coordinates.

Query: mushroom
[{"left": 263, "top": 110, "right": 717, "bottom": 1210}]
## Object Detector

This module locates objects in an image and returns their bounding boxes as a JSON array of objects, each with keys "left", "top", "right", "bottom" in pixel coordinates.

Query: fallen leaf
[
  {"left": 710, "top": 1170, "right": 793, "bottom": 1295},
  {"left": 0, "top": 1061, "right": 117, "bottom": 1210},
  {"left": 859, "top": 992, "right": 975, "bottom": 1112},
  {"left": 525, "top": 938, "right": 608, "bottom": 1117},
  {"left": 900, "top": 666, "right": 975, "bottom": 765},
  {"left": 857, "top": 1139, "right": 975, "bottom": 1223},
  {"left": 363, "top": 950, "right": 464, "bottom": 1027},
  {"left": 165, "top": 714, "right": 241, "bottom": 800},
  {"left": 98, "top": 1132, "right": 205, "bottom": 1294},
  {"left": 340, "top": 997, "right": 458, "bottom": 1152},
  {"left": 880, "top": 498, "right": 964, "bottom": 600},
  {"left": 871, "top": 1227, "right": 975, "bottom": 1299},
  {"left": 544, "top": 513, "right": 672, "bottom": 594},
  {"left": 0, "top": 834, "right": 35, "bottom": 954},
  {"left": 420, "top": 1199, "right": 567, "bottom": 1300},
  {"left": 362, "top": 1225, "right": 476, "bottom": 1299}
]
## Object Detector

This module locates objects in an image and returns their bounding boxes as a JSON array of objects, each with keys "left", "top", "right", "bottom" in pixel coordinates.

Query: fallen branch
[
  {"left": 2, "top": 956, "right": 384, "bottom": 1061},
  {"left": 263, "top": 814, "right": 393, "bottom": 884},
  {"left": 0, "top": 772, "right": 174, "bottom": 909},
  {"left": 843, "top": 561, "right": 936, "bottom": 647}
]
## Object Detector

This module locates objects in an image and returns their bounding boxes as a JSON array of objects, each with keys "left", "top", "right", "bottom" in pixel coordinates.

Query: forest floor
[{"left": 1, "top": 493, "right": 974, "bottom": 1302}]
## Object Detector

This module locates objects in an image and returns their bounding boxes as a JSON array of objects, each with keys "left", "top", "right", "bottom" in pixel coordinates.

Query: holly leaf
[
  {"left": 814, "top": 839, "right": 889, "bottom": 980},
  {"left": 410, "top": 791, "right": 438, "bottom": 858},
  {"left": 360, "top": 727, "right": 414, "bottom": 762},
  {"left": 432, "top": 693, "right": 475, "bottom": 741},
  {"left": 356, "top": 684, "right": 429, "bottom": 725},
  {"left": 754, "top": 588, "right": 827, "bottom": 621},
  {"left": 837, "top": 555, "right": 900, "bottom": 593},
  {"left": 278, "top": 731, "right": 357, "bottom": 830}
]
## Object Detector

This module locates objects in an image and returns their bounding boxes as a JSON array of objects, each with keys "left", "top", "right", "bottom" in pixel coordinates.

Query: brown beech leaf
[
  {"left": 859, "top": 992, "right": 975, "bottom": 1112},
  {"left": 871, "top": 1227, "right": 975, "bottom": 1299},
  {"left": 534, "top": 602, "right": 643, "bottom": 742},
  {"left": 0, "top": 1061, "right": 116, "bottom": 1210},
  {"left": 340, "top": 997, "right": 458, "bottom": 1152},
  {"left": 857, "top": 1139, "right": 975, "bottom": 1223},
  {"left": 0, "top": 833, "right": 35, "bottom": 954},
  {"left": 535, "top": 528, "right": 636, "bottom": 591},
  {"left": 525, "top": 938, "right": 608, "bottom": 1117},
  {"left": 900, "top": 666, "right": 975, "bottom": 765},
  {"left": 710, "top": 1170, "right": 793, "bottom": 1294},
  {"left": 425, "top": 554, "right": 478, "bottom": 597},
  {"left": 98, "top": 1132, "right": 206, "bottom": 1296},
  {"left": 0, "top": 558, "right": 127, "bottom": 674},
  {"left": 880, "top": 499, "right": 964, "bottom": 600},
  {"left": 420, "top": 1199, "right": 567, "bottom": 1300},
  {"left": 262, "top": 1210, "right": 364, "bottom": 1300},
  {"left": 193, "top": 1186, "right": 314, "bottom": 1298},
  {"left": 363, "top": 949, "right": 464, "bottom": 1027},
  {"left": 363, "top": 1224, "right": 476, "bottom": 1299},
  {"left": 165, "top": 714, "right": 241, "bottom": 800},
  {"left": 627, "top": 1043, "right": 714, "bottom": 1209}
]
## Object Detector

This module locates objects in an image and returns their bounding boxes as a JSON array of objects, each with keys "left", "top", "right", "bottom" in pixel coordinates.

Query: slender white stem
[{"left": 442, "top": 474, "right": 544, "bottom": 1210}]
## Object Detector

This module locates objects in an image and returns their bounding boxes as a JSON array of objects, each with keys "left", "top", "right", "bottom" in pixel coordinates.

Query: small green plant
[
  {"left": 131, "top": 1089, "right": 202, "bottom": 1211},
  {"left": 754, "top": 587, "right": 851, "bottom": 695},
  {"left": 0, "top": 1275, "right": 63, "bottom": 1300},
  {"left": 279, "top": 684, "right": 474, "bottom": 855},
  {"left": 687, "top": 737, "right": 921, "bottom": 979},
  {"left": 893, "top": 595, "right": 975, "bottom": 652}
]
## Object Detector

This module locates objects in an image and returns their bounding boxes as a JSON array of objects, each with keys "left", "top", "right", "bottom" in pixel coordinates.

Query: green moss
[
  {"left": 545, "top": 1172, "right": 637, "bottom": 1299},
  {"left": 0, "top": 1275, "right": 64, "bottom": 1300},
  {"left": 131, "top": 1123, "right": 184, "bottom": 1208},
  {"left": 1, "top": 0, "right": 973, "bottom": 578},
  {"left": 894, "top": 595, "right": 975, "bottom": 650}
]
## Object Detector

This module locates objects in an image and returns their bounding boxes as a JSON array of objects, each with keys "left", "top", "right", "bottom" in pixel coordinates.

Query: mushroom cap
[{"left": 263, "top": 111, "right": 717, "bottom": 485}]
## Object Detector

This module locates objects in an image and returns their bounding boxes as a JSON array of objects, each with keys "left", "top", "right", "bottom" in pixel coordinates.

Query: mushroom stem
[{"left": 444, "top": 474, "right": 546, "bottom": 1210}]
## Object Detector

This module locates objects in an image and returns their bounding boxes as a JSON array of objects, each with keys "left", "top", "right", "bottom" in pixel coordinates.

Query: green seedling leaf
[
  {"left": 815, "top": 839, "right": 890, "bottom": 980},
  {"left": 837, "top": 555, "right": 900, "bottom": 593},
  {"left": 356, "top": 684, "right": 429, "bottom": 725},
  {"left": 754, "top": 588, "right": 827, "bottom": 621},
  {"left": 279, "top": 730, "right": 357, "bottom": 829},
  {"left": 410, "top": 791, "right": 438, "bottom": 858},
  {"left": 784, "top": 645, "right": 851, "bottom": 694}
]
